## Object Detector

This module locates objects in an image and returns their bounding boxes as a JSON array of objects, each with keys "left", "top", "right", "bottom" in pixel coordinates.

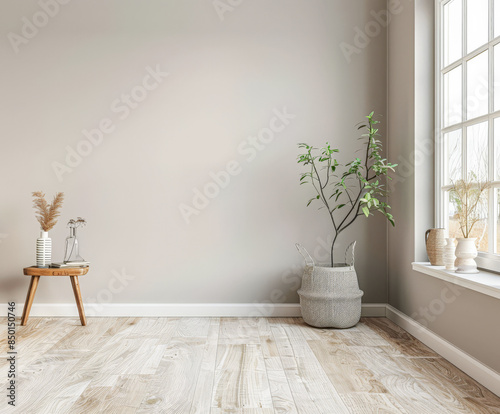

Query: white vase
[
  {"left": 36, "top": 231, "right": 51, "bottom": 268},
  {"left": 454, "top": 238, "right": 478, "bottom": 274},
  {"left": 444, "top": 237, "right": 456, "bottom": 270}
]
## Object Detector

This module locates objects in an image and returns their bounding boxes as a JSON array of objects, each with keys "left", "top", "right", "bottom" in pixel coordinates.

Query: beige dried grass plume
[
  {"left": 449, "top": 175, "right": 490, "bottom": 238},
  {"left": 32, "top": 191, "right": 64, "bottom": 232}
]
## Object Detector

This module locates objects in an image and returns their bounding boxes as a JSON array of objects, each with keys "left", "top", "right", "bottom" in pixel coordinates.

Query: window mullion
[
  {"left": 490, "top": 0, "right": 494, "bottom": 42},
  {"left": 489, "top": 122, "right": 495, "bottom": 251},
  {"left": 463, "top": 0, "right": 467, "bottom": 62},
  {"left": 436, "top": 0, "right": 444, "bottom": 228},
  {"left": 442, "top": 43, "right": 489, "bottom": 73},
  {"left": 491, "top": 187, "right": 497, "bottom": 253},
  {"left": 462, "top": 0, "right": 467, "bottom": 177},
  {"left": 462, "top": 126, "right": 467, "bottom": 181},
  {"left": 489, "top": 3, "right": 495, "bottom": 251}
]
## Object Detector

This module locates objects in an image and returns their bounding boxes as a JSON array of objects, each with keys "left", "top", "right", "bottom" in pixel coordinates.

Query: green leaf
[{"left": 297, "top": 117, "right": 397, "bottom": 232}]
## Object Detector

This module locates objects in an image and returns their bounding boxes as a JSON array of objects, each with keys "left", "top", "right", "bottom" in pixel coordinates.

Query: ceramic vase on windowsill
[
  {"left": 36, "top": 231, "right": 51, "bottom": 268},
  {"left": 454, "top": 238, "right": 479, "bottom": 274},
  {"left": 444, "top": 237, "right": 456, "bottom": 270}
]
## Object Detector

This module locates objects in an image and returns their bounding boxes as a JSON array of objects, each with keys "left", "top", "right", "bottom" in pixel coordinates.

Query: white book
[{"left": 51, "top": 261, "right": 90, "bottom": 268}]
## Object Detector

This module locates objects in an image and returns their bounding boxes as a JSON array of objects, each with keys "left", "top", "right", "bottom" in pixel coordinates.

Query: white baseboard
[
  {"left": 5, "top": 302, "right": 386, "bottom": 318},
  {"left": 386, "top": 304, "right": 500, "bottom": 398}
]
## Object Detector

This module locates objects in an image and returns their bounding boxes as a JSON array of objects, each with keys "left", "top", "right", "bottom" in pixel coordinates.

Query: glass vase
[{"left": 64, "top": 227, "right": 84, "bottom": 263}]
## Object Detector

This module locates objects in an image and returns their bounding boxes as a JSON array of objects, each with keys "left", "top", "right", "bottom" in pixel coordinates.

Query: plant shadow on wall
[{"left": 295, "top": 113, "right": 397, "bottom": 329}]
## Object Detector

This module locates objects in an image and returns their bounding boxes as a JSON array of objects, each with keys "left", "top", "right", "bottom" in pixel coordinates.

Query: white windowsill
[{"left": 412, "top": 262, "right": 500, "bottom": 300}]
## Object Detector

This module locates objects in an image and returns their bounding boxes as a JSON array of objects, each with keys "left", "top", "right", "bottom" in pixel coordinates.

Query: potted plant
[
  {"left": 32, "top": 191, "right": 64, "bottom": 268},
  {"left": 449, "top": 174, "right": 490, "bottom": 274},
  {"left": 296, "top": 112, "right": 397, "bottom": 328}
]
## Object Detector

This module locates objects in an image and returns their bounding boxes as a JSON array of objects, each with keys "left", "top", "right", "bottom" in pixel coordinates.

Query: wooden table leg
[
  {"left": 70, "top": 276, "right": 87, "bottom": 326},
  {"left": 21, "top": 276, "right": 40, "bottom": 326}
]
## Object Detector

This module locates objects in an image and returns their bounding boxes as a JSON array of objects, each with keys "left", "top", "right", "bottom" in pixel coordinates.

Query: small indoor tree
[{"left": 297, "top": 112, "right": 397, "bottom": 267}]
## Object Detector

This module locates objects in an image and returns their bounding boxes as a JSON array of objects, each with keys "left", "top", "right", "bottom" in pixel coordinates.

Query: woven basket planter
[{"left": 296, "top": 243, "right": 363, "bottom": 329}]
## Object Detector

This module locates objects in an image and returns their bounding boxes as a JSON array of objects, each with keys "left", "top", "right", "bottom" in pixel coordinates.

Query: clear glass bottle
[{"left": 64, "top": 227, "right": 84, "bottom": 263}]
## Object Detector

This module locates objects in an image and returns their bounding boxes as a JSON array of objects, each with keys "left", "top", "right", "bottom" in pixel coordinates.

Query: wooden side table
[{"left": 21, "top": 266, "right": 89, "bottom": 326}]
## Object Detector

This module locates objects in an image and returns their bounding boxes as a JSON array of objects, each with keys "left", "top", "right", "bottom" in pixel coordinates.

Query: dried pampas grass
[
  {"left": 449, "top": 175, "right": 490, "bottom": 238},
  {"left": 32, "top": 191, "right": 64, "bottom": 232}
]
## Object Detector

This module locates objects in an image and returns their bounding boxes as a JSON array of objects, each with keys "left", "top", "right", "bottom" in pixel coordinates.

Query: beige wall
[
  {"left": 2, "top": 0, "right": 498, "bottom": 376},
  {"left": 387, "top": 0, "right": 500, "bottom": 373},
  {"left": 0, "top": 0, "right": 389, "bottom": 306}
]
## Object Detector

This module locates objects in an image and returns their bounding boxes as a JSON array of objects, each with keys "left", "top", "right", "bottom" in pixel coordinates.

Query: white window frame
[{"left": 436, "top": 0, "right": 500, "bottom": 272}]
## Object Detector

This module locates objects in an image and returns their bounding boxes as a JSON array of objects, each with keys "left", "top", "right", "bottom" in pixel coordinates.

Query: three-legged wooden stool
[{"left": 21, "top": 266, "right": 89, "bottom": 326}]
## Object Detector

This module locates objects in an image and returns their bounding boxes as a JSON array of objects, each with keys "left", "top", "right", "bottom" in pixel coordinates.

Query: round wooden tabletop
[{"left": 23, "top": 267, "right": 89, "bottom": 276}]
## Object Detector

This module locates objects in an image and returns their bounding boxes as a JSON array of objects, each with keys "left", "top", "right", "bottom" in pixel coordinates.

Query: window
[{"left": 436, "top": 0, "right": 500, "bottom": 271}]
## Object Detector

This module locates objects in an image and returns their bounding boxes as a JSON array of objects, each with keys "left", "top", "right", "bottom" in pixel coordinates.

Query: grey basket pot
[{"left": 296, "top": 242, "right": 363, "bottom": 329}]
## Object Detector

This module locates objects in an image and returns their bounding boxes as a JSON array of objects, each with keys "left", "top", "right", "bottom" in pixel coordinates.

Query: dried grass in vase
[
  {"left": 449, "top": 174, "right": 490, "bottom": 239},
  {"left": 32, "top": 191, "right": 64, "bottom": 232}
]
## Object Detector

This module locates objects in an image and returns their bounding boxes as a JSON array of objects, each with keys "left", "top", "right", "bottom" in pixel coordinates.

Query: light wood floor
[{"left": 0, "top": 317, "right": 499, "bottom": 413}]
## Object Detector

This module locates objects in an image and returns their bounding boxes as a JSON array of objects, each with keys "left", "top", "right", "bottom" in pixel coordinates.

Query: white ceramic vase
[
  {"left": 444, "top": 237, "right": 456, "bottom": 270},
  {"left": 454, "top": 238, "right": 478, "bottom": 274},
  {"left": 36, "top": 231, "right": 51, "bottom": 268}
]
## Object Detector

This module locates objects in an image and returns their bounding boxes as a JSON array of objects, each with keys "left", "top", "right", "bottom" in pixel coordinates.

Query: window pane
[
  {"left": 445, "top": 129, "right": 462, "bottom": 183},
  {"left": 496, "top": 189, "right": 500, "bottom": 253},
  {"left": 448, "top": 192, "right": 461, "bottom": 238},
  {"left": 467, "top": 121, "right": 488, "bottom": 179},
  {"left": 467, "top": 51, "right": 489, "bottom": 120},
  {"left": 444, "top": 66, "right": 462, "bottom": 127},
  {"left": 474, "top": 190, "right": 489, "bottom": 253},
  {"left": 496, "top": 0, "right": 500, "bottom": 38},
  {"left": 495, "top": 118, "right": 500, "bottom": 179},
  {"left": 467, "top": 0, "right": 489, "bottom": 53},
  {"left": 444, "top": 0, "right": 463, "bottom": 66},
  {"left": 495, "top": 45, "right": 500, "bottom": 111}
]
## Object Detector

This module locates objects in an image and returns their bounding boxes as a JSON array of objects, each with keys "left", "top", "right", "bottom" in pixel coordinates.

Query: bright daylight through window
[{"left": 437, "top": 0, "right": 500, "bottom": 271}]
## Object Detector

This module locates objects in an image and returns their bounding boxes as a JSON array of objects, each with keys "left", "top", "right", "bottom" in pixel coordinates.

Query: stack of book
[{"left": 51, "top": 261, "right": 90, "bottom": 268}]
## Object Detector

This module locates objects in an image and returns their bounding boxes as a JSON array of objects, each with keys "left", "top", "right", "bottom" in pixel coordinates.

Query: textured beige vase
[{"left": 425, "top": 228, "right": 446, "bottom": 266}]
